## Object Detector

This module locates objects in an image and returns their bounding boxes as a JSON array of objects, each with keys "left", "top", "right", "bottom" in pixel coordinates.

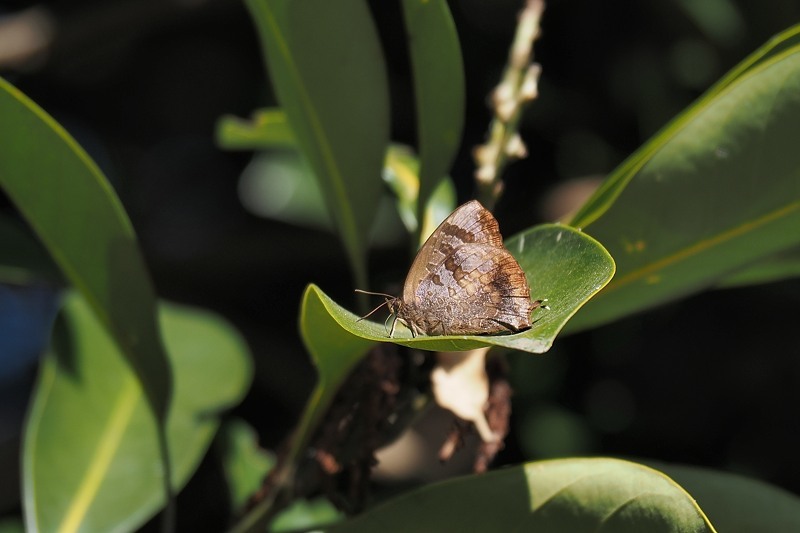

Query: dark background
[{"left": 2, "top": 0, "right": 799, "bottom": 526}]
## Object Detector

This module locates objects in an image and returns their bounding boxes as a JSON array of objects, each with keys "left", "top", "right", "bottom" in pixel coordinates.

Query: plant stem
[{"left": 474, "top": 0, "right": 545, "bottom": 211}]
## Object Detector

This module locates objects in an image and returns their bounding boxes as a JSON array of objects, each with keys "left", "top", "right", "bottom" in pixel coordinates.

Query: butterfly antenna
[
  {"left": 355, "top": 288, "right": 395, "bottom": 299},
  {"left": 356, "top": 289, "right": 394, "bottom": 322}
]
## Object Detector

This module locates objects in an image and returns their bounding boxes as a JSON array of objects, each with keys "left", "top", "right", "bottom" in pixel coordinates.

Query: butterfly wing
[
  {"left": 411, "top": 243, "right": 533, "bottom": 335},
  {"left": 402, "top": 200, "right": 503, "bottom": 303}
]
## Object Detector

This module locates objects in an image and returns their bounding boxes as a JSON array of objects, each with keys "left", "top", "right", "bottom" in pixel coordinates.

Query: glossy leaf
[
  {"left": 329, "top": 458, "right": 715, "bottom": 532},
  {"left": 23, "top": 293, "right": 251, "bottom": 533},
  {"left": 0, "top": 77, "right": 170, "bottom": 418},
  {"left": 216, "top": 108, "right": 295, "bottom": 150},
  {"left": 652, "top": 462, "right": 800, "bottom": 532},
  {"left": 303, "top": 224, "right": 614, "bottom": 355},
  {"left": 401, "top": 0, "right": 465, "bottom": 235},
  {"left": 566, "top": 27, "right": 800, "bottom": 331},
  {"left": 245, "top": 0, "right": 390, "bottom": 288}
]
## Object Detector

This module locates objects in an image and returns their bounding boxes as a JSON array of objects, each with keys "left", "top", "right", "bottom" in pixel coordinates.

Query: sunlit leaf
[
  {"left": 304, "top": 224, "right": 614, "bottom": 355},
  {"left": 383, "top": 144, "right": 457, "bottom": 241},
  {"left": 216, "top": 108, "right": 295, "bottom": 150},
  {"left": 329, "top": 458, "right": 715, "bottom": 532}
]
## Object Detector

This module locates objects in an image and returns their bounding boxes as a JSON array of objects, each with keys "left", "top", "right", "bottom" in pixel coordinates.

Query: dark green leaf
[
  {"left": 0, "top": 77, "right": 171, "bottom": 419},
  {"left": 566, "top": 28, "right": 800, "bottom": 331},
  {"left": 401, "top": 0, "right": 465, "bottom": 234},
  {"left": 652, "top": 462, "right": 800, "bottom": 532},
  {"left": 23, "top": 293, "right": 251, "bottom": 532},
  {"left": 715, "top": 245, "right": 800, "bottom": 287},
  {"left": 245, "top": 0, "right": 390, "bottom": 288},
  {"left": 329, "top": 458, "right": 715, "bottom": 532}
]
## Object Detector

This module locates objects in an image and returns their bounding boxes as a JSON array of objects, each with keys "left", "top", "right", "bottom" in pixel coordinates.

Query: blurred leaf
[
  {"left": 715, "top": 246, "right": 800, "bottom": 287},
  {"left": 269, "top": 498, "right": 343, "bottom": 532},
  {"left": 383, "top": 144, "right": 457, "bottom": 241},
  {"left": 303, "top": 224, "right": 614, "bottom": 354},
  {"left": 567, "top": 27, "right": 800, "bottom": 331},
  {"left": 238, "top": 149, "right": 406, "bottom": 247},
  {"left": 23, "top": 293, "right": 251, "bottom": 533},
  {"left": 216, "top": 108, "right": 295, "bottom": 150},
  {"left": 329, "top": 458, "right": 714, "bottom": 532},
  {"left": 238, "top": 151, "right": 332, "bottom": 231},
  {"left": 0, "top": 77, "right": 170, "bottom": 418},
  {"left": 419, "top": 178, "right": 458, "bottom": 245},
  {"left": 652, "top": 462, "right": 800, "bottom": 532},
  {"left": 401, "top": 0, "right": 465, "bottom": 235},
  {"left": 245, "top": 0, "right": 390, "bottom": 288},
  {"left": 219, "top": 419, "right": 276, "bottom": 513}
]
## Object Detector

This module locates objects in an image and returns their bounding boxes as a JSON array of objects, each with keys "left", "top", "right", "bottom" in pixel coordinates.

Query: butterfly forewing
[
  {"left": 402, "top": 200, "right": 503, "bottom": 303},
  {"left": 396, "top": 200, "right": 535, "bottom": 336}
]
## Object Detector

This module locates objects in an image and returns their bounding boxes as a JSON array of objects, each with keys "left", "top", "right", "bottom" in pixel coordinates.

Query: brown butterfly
[{"left": 359, "top": 200, "right": 540, "bottom": 337}]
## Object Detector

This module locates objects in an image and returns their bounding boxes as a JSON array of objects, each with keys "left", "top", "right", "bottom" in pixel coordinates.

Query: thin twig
[{"left": 474, "top": 0, "right": 545, "bottom": 211}]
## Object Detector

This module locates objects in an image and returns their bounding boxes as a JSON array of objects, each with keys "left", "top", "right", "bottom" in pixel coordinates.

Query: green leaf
[
  {"left": 401, "top": 0, "right": 465, "bottom": 235},
  {"left": 237, "top": 225, "right": 613, "bottom": 532},
  {"left": 0, "top": 77, "right": 170, "bottom": 419},
  {"left": 270, "top": 498, "right": 343, "bottom": 532},
  {"left": 245, "top": 0, "right": 390, "bottom": 288},
  {"left": 651, "top": 462, "right": 800, "bottom": 532},
  {"left": 383, "top": 144, "right": 457, "bottom": 240},
  {"left": 328, "top": 458, "right": 715, "bottom": 532},
  {"left": 715, "top": 245, "right": 800, "bottom": 287},
  {"left": 566, "top": 27, "right": 800, "bottom": 331},
  {"left": 23, "top": 293, "right": 252, "bottom": 533},
  {"left": 238, "top": 151, "right": 333, "bottom": 231},
  {"left": 216, "top": 108, "right": 295, "bottom": 150},
  {"left": 218, "top": 419, "right": 276, "bottom": 513},
  {"left": 304, "top": 224, "right": 614, "bottom": 355}
]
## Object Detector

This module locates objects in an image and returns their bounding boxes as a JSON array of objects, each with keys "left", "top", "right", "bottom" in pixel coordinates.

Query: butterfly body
[{"left": 387, "top": 200, "right": 536, "bottom": 337}]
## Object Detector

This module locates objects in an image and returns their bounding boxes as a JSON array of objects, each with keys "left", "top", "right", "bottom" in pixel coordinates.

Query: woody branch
[{"left": 474, "top": 0, "right": 544, "bottom": 211}]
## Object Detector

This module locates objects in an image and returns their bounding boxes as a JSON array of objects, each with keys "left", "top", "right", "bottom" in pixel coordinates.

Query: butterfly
[{"left": 359, "top": 200, "right": 540, "bottom": 337}]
